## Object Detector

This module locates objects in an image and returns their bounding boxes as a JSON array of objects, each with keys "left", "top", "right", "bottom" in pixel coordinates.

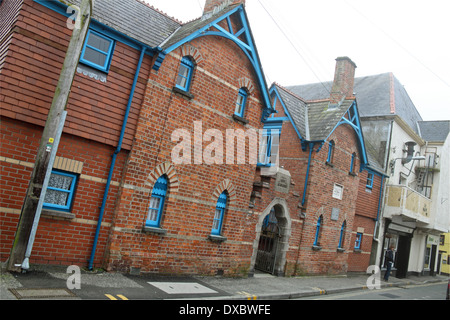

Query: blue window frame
[
  {"left": 80, "top": 29, "right": 115, "bottom": 72},
  {"left": 146, "top": 175, "right": 168, "bottom": 228},
  {"left": 175, "top": 56, "right": 194, "bottom": 91},
  {"left": 313, "top": 215, "right": 323, "bottom": 246},
  {"left": 258, "top": 128, "right": 280, "bottom": 166},
  {"left": 43, "top": 170, "right": 78, "bottom": 212},
  {"left": 338, "top": 221, "right": 346, "bottom": 249},
  {"left": 355, "top": 232, "right": 363, "bottom": 249},
  {"left": 350, "top": 152, "right": 356, "bottom": 174},
  {"left": 366, "top": 172, "right": 374, "bottom": 189},
  {"left": 234, "top": 88, "right": 248, "bottom": 117},
  {"left": 326, "top": 140, "right": 335, "bottom": 164},
  {"left": 212, "top": 191, "right": 227, "bottom": 235}
]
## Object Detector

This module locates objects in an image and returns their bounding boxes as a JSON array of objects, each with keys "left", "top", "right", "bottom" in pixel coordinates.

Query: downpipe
[{"left": 88, "top": 46, "right": 146, "bottom": 270}]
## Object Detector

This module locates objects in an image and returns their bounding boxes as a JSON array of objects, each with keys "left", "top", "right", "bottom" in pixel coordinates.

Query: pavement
[{"left": 1, "top": 264, "right": 448, "bottom": 300}]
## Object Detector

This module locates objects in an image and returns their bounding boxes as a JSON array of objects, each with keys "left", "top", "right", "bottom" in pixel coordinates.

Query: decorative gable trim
[{"left": 162, "top": 5, "right": 274, "bottom": 120}]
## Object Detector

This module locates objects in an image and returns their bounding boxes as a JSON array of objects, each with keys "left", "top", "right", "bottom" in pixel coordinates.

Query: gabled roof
[
  {"left": 287, "top": 73, "right": 423, "bottom": 134},
  {"left": 417, "top": 120, "right": 450, "bottom": 142},
  {"left": 160, "top": 4, "right": 240, "bottom": 50},
  {"left": 273, "top": 84, "right": 355, "bottom": 141},
  {"left": 272, "top": 83, "right": 374, "bottom": 171},
  {"left": 67, "top": 0, "right": 181, "bottom": 48}
]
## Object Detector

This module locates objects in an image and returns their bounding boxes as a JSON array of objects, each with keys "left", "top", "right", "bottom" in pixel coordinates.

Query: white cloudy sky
[{"left": 145, "top": 0, "right": 450, "bottom": 121}]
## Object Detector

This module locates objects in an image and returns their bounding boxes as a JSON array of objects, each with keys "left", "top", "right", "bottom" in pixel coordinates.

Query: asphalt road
[{"left": 302, "top": 282, "right": 448, "bottom": 300}]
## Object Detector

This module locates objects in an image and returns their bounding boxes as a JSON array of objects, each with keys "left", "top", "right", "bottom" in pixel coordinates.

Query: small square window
[
  {"left": 80, "top": 30, "right": 115, "bottom": 72},
  {"left": 43, "top": 170, "right": 78, "bottom": 212}
]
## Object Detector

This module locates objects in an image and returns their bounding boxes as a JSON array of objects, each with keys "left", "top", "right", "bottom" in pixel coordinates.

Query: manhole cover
[
  {"left": 9, "top": 288, "right": 77, "bottom": 299},
  {"left": 147, "top": 282, "right": 218, "bottom": 294}
]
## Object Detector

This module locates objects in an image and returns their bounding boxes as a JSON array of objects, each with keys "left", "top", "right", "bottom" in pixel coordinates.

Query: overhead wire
[
  {"left": 343, "top": 0, "right": 450, "bottom": 89},
  {"left": 256, "top": 0, "right": 331, "bottom": 93}
]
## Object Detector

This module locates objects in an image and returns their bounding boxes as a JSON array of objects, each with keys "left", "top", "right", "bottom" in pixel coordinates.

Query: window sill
[
  {"left": 232, "top": 114, "right": 249, "bottom": 125},
  {"left": 143, "top": 226, "right": 167, "bottom": 235},
  {"left": 337, "top": 247, "right": 345, "bottom": 253},
  {"left": 41, "top": 209, "right": 75, "bottom": 220},
  {"left": 312, "top": 245, "right": 322, "bottom": 251},
  {"left": 353, "top": 249, "right": 362, "bottom": 253},
  {"left": 172, "top": 86, "right": 194, "bottom": 100},
  {"left": 325, "top": 161, "right": 334, "bottom": 167},
  {"left": 348, "top": 171, "right": 357, "bottom": 177},
  {"left": 77, "top": 64, "right": 108, "bottom": 83},
  {"left": 208, "top": 234, "right": 227, "bottom": 242}
]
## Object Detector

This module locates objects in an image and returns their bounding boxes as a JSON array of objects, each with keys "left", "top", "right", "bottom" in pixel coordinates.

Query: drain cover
[
  {"left": 9, "top": 288, "right": 77, "bottom": 299},
  {"left": 148, "top": 282, "right": 218, "bottom": 294}
]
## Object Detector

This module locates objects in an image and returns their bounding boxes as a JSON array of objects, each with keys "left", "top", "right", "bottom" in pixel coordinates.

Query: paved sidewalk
[
  {"left": 195, "top": 272, "right": 449, "bottom": 300},
  {"left": 1, "top": 264, "right": 448, "bottom": 300}
]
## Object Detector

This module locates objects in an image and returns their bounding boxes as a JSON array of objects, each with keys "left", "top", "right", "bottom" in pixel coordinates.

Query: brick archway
[
  {"left": 146, "top": 162, "right": 180, "bottom": 193},
  {"left": 212, "top": 179, "right": 237, "bottom": 204},
  {"left": 249, "top": 198, "right": 291, "bottom": 276}
]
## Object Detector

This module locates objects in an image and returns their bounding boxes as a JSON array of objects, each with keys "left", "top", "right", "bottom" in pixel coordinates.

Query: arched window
[
  {"left": 212, "top": 191, "right": 227, "bottom": 235},
  {"left": 175, "top": 56, "right": 194, "bottom": 91},
  {"left": 146, "top": 175, "right": 168, "bottom": 228},
  {"left": 338, "top": 221, "right": 346, "bottom": 249},
  {"left": 234, "top": 88, "right": 248, "bottom": 117},
  {"left": 313, "top": 215, "right": 323, "bottom": 246}
]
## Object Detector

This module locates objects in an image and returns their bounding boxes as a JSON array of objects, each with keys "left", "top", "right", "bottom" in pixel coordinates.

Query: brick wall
[
  {"left": 0, "top": 0, "right": 149, "bottom": 267},
  {"left": 0, "top": 117, "right": 128, "bottom": 266},
  {"left": 0, "top": 0, "right": 151, "bottom": 150},
  {"left": 252, "top": 98, "right": 380, "bottom": 275},
  {"left": 105, "top": 31, "right": 267, "bottom": 275}
]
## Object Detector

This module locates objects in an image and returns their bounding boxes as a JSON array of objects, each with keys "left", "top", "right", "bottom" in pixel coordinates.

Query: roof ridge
[
  {"left": 274, "top": 82, "right": 307, "bottom": 103},
  {"left": 136, "top": 0, "right": 183, "bottom": 24}
]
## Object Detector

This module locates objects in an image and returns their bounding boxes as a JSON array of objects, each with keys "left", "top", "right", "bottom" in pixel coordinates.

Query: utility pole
[{"left": 7, "top": 0, "right": 93, "bottom": 272}]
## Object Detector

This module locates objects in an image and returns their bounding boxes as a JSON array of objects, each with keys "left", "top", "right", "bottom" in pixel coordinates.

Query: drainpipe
[
  {"left": 88, "top": 46, "right": 146, "bottom": 270},
  {"left": 301, "top": 142, "right": 315, "bottom": 207},
  {"left": 373, "top": 174, "right": 385, "bottom": 242}
]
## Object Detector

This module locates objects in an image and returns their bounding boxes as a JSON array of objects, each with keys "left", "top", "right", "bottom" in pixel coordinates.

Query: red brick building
[
  {"left": 1, "top": 0, "right": 276, "bottom": 275},
  {"left": 249, "top": 57, "right": 385, "bottom": 275},
  {"left": 1, "top": 0, "right": 383, "bottom": 276},
  {"left": 1, "top": 0, "right": 161, "bottom": 269}
]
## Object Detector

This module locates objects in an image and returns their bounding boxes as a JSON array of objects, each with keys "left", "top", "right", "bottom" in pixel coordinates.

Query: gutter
[{"left": 88, "top": 46, "right": 146, "bottom": 270}]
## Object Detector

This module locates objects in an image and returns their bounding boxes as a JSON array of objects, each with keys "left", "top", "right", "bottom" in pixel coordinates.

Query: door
[
  {"left": 429, "top": 245, "right": 437, "bottom": 276},
  {"left": 255, "top": 209, "right": 280, "bottom": 274},
  {"left": 395, "top": 235, "right": 411, "bottom": 278}
]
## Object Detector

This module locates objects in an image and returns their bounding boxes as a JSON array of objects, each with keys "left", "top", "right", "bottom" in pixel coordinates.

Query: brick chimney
[
  {"left": 329, "top": 57, "right": 357, "bottom": 105},
  {"left": 203, "top": 0, "right": 245, "bottom": 15}
]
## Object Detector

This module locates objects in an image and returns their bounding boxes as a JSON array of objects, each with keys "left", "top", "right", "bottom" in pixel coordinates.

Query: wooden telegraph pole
[{"left": 6, "top": 0, "right": 93, "bottom": 272}]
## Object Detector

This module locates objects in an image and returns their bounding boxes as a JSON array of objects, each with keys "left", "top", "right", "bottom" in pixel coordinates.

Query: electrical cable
[{"left": 256, "top": 0, "right": 331, "bottom": 93}]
